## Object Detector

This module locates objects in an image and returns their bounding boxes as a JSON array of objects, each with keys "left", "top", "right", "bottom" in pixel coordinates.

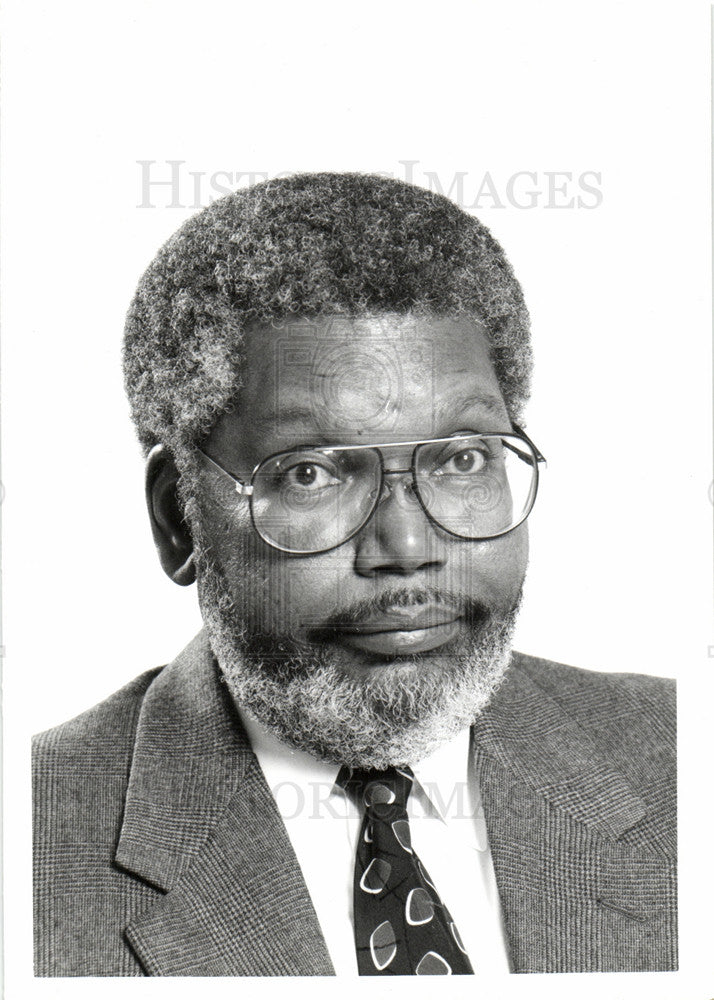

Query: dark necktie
[{"left": 337, "top": 764, "right": 474, "bottom": 976}]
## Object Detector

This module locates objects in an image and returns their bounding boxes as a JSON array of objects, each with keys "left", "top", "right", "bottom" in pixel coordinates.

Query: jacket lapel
[
  {"left": 472, "top": 657, "right": 676, "bottom": 972},
  {"left": 116, "top": 632, "right": 334, "bottom": 976}
]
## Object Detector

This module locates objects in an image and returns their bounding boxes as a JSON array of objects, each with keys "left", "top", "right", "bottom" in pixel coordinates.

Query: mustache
[{"left": 304, "top": 586, "right": 492, "bottom": 642}]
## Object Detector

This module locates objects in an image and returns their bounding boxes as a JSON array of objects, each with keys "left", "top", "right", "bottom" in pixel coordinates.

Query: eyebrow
[{"left": 434, "top": 392, "right": 507, "bottom": 424}]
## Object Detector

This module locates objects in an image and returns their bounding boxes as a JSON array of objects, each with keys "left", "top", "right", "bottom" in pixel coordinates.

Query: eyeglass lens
[{"left": 250, "top": 435, "right": 537, "bottom": 554}]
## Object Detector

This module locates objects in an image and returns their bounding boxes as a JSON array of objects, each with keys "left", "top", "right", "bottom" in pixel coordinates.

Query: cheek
[
  {"left": 453, "top": 526, "right": 528, "bottom": 607},
  {"left": 198, "top": 501, "right": 343, "bottom": 633},
  {"left": 194, "top": 495, "right": 266, "bottom": 606}
]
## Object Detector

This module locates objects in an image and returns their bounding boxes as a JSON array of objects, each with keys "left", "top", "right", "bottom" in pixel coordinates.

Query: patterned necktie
[{"left": 337, "top": 764, "right": 474, "bottom": 976}]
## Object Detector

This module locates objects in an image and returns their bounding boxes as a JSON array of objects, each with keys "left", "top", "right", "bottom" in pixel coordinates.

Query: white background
[{"left": 2, "top": 1, "right": 713, "bottom": 997}]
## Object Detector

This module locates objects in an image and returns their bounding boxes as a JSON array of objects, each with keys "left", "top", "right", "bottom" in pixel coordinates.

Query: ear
[{"left": 145, "top": 444, "right": 197, "bottom": 586}]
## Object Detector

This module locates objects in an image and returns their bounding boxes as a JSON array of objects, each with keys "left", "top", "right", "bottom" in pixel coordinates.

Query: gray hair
[{"left": 123, "top": 171, "right": 533, "bottom": 457}]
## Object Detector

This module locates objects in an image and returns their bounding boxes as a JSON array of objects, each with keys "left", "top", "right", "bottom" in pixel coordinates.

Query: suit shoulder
[
  {"left": 512, "top": 650, "right": 674, "bottom": 700},
  {"left": 32, "top": 666, "right": 163, "bottom": 764},
  {"left": 510, "top": 651, "right": 675, "bottom": 745}
]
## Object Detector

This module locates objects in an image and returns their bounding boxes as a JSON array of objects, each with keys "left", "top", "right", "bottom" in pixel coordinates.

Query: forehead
[{"left": 211, "top": 313, "right": 508, "bottom": 457}]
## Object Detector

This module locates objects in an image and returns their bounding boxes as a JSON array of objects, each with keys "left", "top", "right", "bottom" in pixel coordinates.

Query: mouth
[{"left": 310, "top": 604, "right": 464, "bottom": 657}]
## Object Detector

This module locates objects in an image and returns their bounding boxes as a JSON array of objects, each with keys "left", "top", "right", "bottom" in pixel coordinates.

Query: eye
[
  {"left": 283, "top": 461, "right": 342, "bottom": 490},
  {"left": 439, "top": 446, "right": 488, "bottom": 475}
]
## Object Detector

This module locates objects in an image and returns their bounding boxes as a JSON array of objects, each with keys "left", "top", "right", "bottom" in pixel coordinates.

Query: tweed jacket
[{"left": 32, "top": 631, "right": 677, "bottom": 976}]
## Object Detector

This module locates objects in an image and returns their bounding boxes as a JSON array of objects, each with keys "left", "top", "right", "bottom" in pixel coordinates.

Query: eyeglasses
[{"left": 196, "top": 427, "right": 546, "bottom": 555}]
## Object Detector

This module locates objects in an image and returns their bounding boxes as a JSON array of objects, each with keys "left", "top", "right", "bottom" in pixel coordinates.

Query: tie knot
[{"left": 337, "top": 764, "right": 414, "bottom": 815}]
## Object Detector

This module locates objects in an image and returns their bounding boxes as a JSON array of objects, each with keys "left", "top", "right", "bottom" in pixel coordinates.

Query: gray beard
[{"left": 195, "top": 550, "right": 518, "bottom": 769}]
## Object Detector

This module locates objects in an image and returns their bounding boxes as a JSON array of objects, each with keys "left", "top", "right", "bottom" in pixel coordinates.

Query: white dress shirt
[{"left": 239, "top": 710, "right": 512, "bottom": 976}]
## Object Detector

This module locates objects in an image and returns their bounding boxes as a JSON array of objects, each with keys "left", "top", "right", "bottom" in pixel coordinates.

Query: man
[{"left": 33, "top": 172, "right": 676, "bottom": 977}]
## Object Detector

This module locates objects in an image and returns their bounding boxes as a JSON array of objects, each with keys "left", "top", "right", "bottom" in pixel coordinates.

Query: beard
[{"left": 194, "top": 537, "right": 520, "bottom": 769}]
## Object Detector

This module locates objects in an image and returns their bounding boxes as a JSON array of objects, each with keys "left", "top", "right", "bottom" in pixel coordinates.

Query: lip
[
  {"left": 333, "top": 604, "right": 461, "bottom": 635},
  {"left": 324, "top": 604, "right": 463, "bottom": 656}
]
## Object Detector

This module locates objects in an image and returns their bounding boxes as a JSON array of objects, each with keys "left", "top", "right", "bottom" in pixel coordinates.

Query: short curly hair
[{"left": 123, "top": 172, "right": 532, "bottom": 456}]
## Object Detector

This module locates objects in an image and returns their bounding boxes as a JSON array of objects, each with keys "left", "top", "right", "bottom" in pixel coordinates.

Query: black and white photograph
[{"left": 2, "top": 1, "right": 712, "bottom": 997}]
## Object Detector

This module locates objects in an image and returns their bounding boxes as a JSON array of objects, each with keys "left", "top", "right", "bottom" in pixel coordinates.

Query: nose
[{"left": 353, "top": 470, "right": 447, "bottom": 578}]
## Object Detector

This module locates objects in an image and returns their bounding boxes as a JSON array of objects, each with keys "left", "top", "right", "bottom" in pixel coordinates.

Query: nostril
[{"left": 354, "top": 554, "right": 443, "bottom": 578}]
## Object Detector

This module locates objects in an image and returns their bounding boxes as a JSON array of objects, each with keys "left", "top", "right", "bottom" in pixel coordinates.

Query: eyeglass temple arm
[
  {"left": 195, "top": 447, "right": 254, "bottom": 496},
  {"left": 511, "top": 424, "right": 547, "bottom": 464}
]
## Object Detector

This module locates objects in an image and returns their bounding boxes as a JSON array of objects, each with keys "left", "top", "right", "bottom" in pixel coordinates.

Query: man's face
[{"left": 191, "top": 313, "right": 528, "bottom": 766}]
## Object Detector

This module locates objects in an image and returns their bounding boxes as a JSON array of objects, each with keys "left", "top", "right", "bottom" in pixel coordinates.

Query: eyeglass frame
[{"left": 196, "top": 425, "right": 546, "bottom": 555}]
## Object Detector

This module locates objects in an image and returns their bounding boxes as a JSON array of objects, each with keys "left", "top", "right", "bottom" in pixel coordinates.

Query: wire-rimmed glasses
[{"left": 197, "top": 427, "right": 546, "bottom": 555}]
